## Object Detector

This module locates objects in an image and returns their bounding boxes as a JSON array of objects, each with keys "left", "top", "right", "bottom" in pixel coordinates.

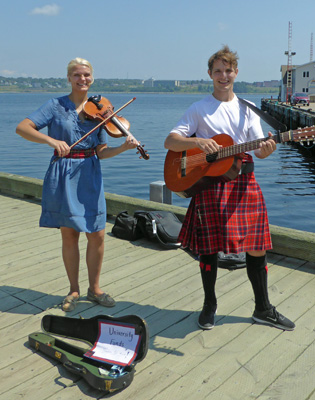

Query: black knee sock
[
  {"left": 200, "top": 254, "right": 218, "bottom": 309},
  {"left": 246, "top": 253, "right": 272, "bottom": 312}
]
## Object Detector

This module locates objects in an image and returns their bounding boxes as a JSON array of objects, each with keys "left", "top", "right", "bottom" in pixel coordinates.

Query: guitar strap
[{"left": 238, "top": 97, "right": 287, "bottom": 132}]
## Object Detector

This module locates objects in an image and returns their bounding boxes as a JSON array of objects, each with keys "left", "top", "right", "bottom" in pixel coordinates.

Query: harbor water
[{"left": 0, "top": 92, "right": 314, "bottom": 233}]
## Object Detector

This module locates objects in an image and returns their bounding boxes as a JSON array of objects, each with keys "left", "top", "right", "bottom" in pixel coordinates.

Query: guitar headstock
[{"left": 292, "top": 126, "right": 315, "bottom": 144}]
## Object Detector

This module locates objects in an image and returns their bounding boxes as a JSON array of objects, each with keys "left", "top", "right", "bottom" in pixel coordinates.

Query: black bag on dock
[
  {"left": 218, "top": 252, "right": 246, "bottom": 270},
  {"left": 111, "top": 210, "right": 143, "bottom": 241},
  {"left": 134, "top": 210, "right": 182, "bottom": 249},
  {"left": 28, "top": 314, "right": 149, "bottom": 394}
]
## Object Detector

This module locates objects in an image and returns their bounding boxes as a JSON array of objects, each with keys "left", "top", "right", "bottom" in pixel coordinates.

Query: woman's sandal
[
  {"left": 87, "top": 288, "right": 115, "bottom": 307},
  {"left": 62, "top": 294, "right": 80, "bottom": 312}
]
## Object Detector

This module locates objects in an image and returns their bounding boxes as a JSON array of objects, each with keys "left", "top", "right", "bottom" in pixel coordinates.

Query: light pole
[{"left": 285, "top": 22, "right": 296, "bottom": 103}]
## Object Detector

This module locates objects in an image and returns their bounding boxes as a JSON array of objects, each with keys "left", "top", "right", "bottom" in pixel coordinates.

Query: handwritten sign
[{"left": 84, "top": 320, "right": 141, "bottom": 366}]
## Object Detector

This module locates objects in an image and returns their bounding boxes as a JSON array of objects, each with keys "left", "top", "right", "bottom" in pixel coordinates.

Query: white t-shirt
[{"left": 171, "top": 94, "right": 264, "bottom": 144}]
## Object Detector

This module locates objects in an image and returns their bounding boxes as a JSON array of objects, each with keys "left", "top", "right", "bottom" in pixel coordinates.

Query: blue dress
[{"left": 28, "top": 95, "right": 108, "bottom": 233}]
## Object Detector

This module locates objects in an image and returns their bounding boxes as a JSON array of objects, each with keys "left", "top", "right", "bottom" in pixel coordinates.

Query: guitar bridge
[{"left": 180, "top": 151, "right": 187, "bottom": 177}]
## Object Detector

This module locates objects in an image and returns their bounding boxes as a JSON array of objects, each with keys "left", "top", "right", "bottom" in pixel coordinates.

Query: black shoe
[
  {"left": 198, "top": 304, "right": 216, "bottom": 330},
  {"left": 252, "top": 306, "right": 295, "bottom": 331}
]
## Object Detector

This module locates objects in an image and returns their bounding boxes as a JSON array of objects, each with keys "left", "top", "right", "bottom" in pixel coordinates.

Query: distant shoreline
[
  {"left": 0, "top": 76, "right": 279, "bottom": 95},
  {"left": 0, "top": 88, "right": 279, "bottom": 95}
]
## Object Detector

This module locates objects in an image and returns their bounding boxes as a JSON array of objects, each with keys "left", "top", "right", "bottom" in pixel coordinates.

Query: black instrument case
[{"left": 28, "top": 314, "right": 149, "bottom": 394}]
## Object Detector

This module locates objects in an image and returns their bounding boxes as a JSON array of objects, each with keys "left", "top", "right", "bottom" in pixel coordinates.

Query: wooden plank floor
[{"left": 1, "top": 194, "right": 315, "bottom": 400}]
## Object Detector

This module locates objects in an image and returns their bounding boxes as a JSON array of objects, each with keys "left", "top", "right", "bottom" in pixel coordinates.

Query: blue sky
[{"left": 1, "top": 0, "right": 315, "bottom": 82}]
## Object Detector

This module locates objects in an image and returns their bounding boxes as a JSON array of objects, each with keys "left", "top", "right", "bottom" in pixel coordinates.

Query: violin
[{"left": 83, "top": 95, "right": 149, "bottom": 160}]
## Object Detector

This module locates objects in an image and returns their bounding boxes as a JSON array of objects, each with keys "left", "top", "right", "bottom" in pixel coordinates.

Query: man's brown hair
[{"left": 208, "top": 45, "right": 239, "bottom": 73}]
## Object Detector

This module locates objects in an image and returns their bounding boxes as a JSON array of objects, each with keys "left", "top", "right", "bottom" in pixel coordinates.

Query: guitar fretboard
[{"left": 216, "top": 131, "right": 292, "bottom": 160}]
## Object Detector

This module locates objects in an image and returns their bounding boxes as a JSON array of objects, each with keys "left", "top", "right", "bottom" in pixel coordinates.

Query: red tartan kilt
[{"left": 178, "top": 171, "right": 272, "bottom": 255}]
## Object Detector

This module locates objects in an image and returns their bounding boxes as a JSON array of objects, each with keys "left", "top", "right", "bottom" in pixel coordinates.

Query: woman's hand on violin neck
[
  {"left": 96, "top": 137, "right": 138, "bottom": 159},
  {"left": 123, "top": 135, "right": 139, "bottom": 150},
  {"left": 50, "top": 139, "right": 70, "bottom": 157}
]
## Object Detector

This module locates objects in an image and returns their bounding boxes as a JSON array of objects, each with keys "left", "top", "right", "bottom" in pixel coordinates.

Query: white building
[{"left": 280, "top": 61, "right": 315, "bottom": 102}]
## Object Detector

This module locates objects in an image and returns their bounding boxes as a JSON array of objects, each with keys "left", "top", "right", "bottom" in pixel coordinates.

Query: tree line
[{"left": 0, "top": 76, "right": 279, "bottom": 94}]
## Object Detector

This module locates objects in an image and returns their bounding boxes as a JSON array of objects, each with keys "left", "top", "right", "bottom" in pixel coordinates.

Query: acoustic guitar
[{"left": 164, "top": 127, "right": 315, "bottom": 198}]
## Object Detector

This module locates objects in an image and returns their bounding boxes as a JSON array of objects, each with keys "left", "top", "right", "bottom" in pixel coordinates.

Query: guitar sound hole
[{"left": 206, "top": 153, "right": 218, "bottom": 163}]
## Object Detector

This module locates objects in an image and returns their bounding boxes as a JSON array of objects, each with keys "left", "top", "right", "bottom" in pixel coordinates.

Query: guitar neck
[{"left": 216, "top": 131, "right": 291, "bottom": 159}]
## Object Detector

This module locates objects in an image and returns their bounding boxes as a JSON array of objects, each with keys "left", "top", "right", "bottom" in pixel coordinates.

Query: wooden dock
[
  {"left": 261, "top": 99, "right": 315, "bottom": 130},
  {"left": 1, "top": 192, "right": 315, "bottom": 400}
]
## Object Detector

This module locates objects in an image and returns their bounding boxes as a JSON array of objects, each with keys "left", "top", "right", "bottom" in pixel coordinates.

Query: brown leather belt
[{"left": 54, "top": 148, "right": 96, "bottom": 159}]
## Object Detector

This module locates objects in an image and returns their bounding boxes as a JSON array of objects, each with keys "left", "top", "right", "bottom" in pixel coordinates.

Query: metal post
[{"left": 150, "top": 181, "right": 172, "bottom": 204}]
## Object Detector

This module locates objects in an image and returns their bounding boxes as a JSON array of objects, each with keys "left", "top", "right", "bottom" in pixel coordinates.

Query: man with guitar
[{"left": 164, "top": 45, "right": 295, "bottom": 331}]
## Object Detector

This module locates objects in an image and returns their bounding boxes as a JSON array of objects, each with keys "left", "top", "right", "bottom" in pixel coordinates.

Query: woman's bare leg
[
  {"left": 60, "top": 227, "right": 80, "bottom": 298},
  {"left": 86, "top": 229, "right": 105, "bottom": 296}
]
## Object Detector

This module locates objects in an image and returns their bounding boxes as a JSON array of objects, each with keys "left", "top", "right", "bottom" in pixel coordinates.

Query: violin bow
[{"left": 70, "top": 97, "right": 136, "bottom": 150}]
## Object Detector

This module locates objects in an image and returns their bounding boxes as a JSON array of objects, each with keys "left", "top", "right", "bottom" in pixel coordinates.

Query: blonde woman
[{"left": 16, "top": 58, "right": 137, "bottom": 311}]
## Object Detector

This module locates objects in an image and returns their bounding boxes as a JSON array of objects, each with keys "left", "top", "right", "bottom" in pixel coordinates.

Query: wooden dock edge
[
  {"left": 261, "top": 98, "right": 315, "bottom": 129},
  {"left": 1, "top": 171, "right": 314, "bottom": 263}
]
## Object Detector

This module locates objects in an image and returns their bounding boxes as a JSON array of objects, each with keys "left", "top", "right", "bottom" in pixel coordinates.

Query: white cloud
[
  {"left": 30, "top": 4, "right": 60, "bottom": 16},
  {"left": 0, "top": 69, "right": 36, "bottom": 78},
  {"left": 217, "top": 22, "right": 228, "bottom": 31},
  {"left": 0, "top": 69, "right": 17, "bottom": 77}
]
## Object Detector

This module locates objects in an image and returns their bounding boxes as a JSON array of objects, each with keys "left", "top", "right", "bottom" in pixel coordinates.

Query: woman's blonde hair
[{"left": 67, "top": 57, "right": 94, "bottom": 83}]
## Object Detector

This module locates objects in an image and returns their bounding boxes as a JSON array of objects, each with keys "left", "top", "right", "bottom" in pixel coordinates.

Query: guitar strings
[
  {"left": 176, "top": 138, "right": 270, "bottom": 168},
  {"left": 173, "top": 129, "right": 315, "bottom": 170}
]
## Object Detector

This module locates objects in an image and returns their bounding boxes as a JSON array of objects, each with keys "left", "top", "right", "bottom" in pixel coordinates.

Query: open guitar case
[{"left": 28, "top": 314, "right": 149, "bottom": 394}]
